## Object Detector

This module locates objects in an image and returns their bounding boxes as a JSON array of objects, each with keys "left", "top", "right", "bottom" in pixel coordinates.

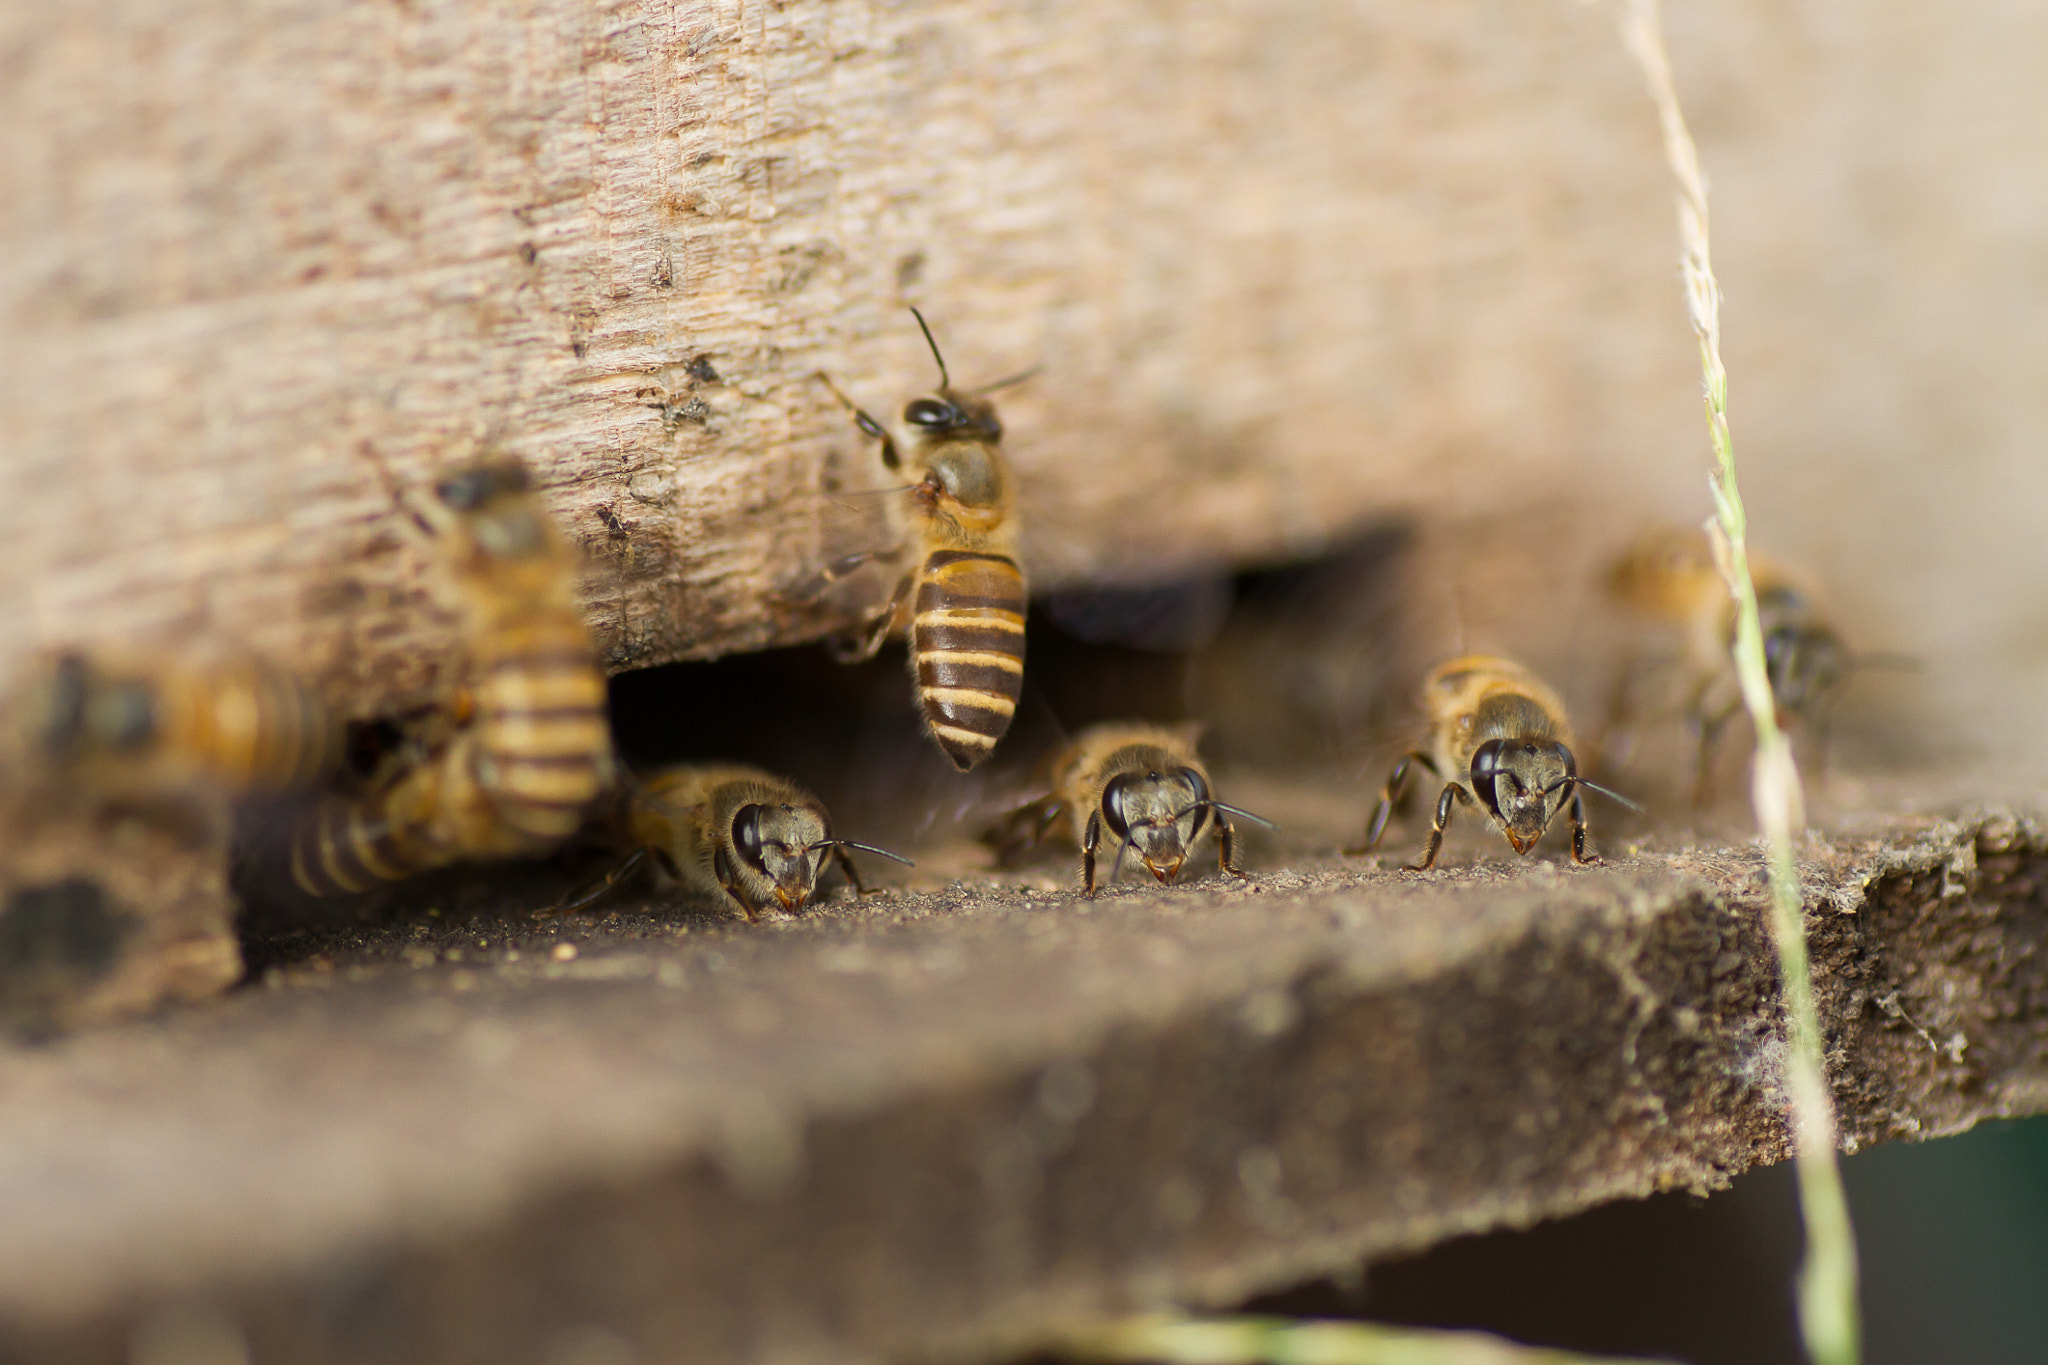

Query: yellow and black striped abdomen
[
  {"left": 172, "top": 661, "right": 346, "bottom": 793},
  {"left": 911, "top": 549, "right": 1026, "bottom": 771},
  {"left": 470, "top": 617, "right": 614, "bottom": 842},
  {"left": 289, "top": 795, "right": 414, "bottom": 898}
]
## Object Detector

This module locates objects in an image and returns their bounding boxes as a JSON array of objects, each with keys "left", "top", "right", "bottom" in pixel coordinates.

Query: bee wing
[{"left": 777, "top": 485, "right": 914, "bottom": 608}]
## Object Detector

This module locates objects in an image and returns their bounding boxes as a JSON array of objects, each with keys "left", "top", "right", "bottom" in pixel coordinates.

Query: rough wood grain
[
  {"left": 6, "top": 0, "right": 2048, "bottom": 775},
  {"left": 1, "top": 0, "right": 1703, "bottom": 717}
]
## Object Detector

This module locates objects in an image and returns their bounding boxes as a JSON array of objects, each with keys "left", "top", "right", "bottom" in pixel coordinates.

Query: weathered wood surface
[
  {"left": 3, "top": 0, "right": 1702, "bottom": 716},
  {"left": 6, "top": 0, "right": 2048, "bottom": 764},
  {"left": 0, "top": 801, "right": 2042, "bottom": 1363}
]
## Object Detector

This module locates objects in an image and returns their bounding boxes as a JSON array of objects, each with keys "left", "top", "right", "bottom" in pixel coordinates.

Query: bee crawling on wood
[
  {"left": 1603, "top": 525, "right": 1909, "bottom": 804},
  {"left": 288, "top": 456, "right": 617, "bottom": 896},
  {"left": 558, "top": 765, "right": 912, "bottom": 921},
  {"left": 988, "top": 723, "right": 1274, "bottom": 898},
  {"left": 804, "top": 310, "right": 1030, "bottom": 773},
  {"left": 1347, "top": 655, "right": 1637, "bottom": 871},
  {"left": 2, "top": 652, "right": 344, "bottom": 805}
]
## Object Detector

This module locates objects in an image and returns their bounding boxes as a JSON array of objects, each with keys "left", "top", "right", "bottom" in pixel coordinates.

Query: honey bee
[
  {"left": 2, "top": 651, "right": 343, "bottom": 803},
  {"left": 563, "top": 765, "right": 911, "bottom": 920},
  {"left": 989, "top": 723, "right": 1272, "bottom": 898},
  {"left": 289, "top": 457, "right": 616, "bottom": 895},
  {"left": 1346, "top": 655, "right": 1633, "bottom": 870},
  {"left": 812, "top": 310, "right": 1028, "bottom": 772},
  {"left": 1604, "top": 525, "right": 1889, "bottom": 802}
]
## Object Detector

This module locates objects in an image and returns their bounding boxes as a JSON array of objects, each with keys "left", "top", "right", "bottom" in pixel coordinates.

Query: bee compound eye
[
  {"left": 434, "top": 470, "right": 492, "bottom": 510},
  {"left": 1469, "top": 740, "right": 1504, "bottom": 783},
  {"left": 1100, "top": 776, "right": 1132, "bottom": 840},
  {"left": 1469, "top": 740, "right": 1509, "bottom": 820},
  {"left": 903, "top": 398, "right": 954, "bottom": 428},
  {"left": 42, "top": 654, "right": 92, "bottom": 751},
  {"left": 731, "top": 805, "right": 766, "bottom": 868}
]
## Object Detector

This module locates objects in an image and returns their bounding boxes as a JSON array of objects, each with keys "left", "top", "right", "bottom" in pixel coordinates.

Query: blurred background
[{"left": 1247, "top": 1115, "right": 2048, "bottom": 1365}]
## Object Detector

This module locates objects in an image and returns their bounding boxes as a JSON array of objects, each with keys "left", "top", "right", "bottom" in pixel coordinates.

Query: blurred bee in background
[
  {"left": 289, "top": 456, "right": 617, "bottom": 896},
  {"left": 0, "top": 651, "right": 343, "bottom": 1030},
  {"left": 2, "top": 652, "right": 343, "bottom": 809},
  {"left": 807, "top": 310, "right": 1030, "bottom": 773},
  {"left": 1347, "top": 655, "right": 1635, "bottom": 870},
  {"left": 988, "top": 722, "right": 1273, "bottom": 898},
  {"left": 560, "top": 764, "right": 911, "bottom": 921},
  {"left": 1603, "top": 525, "right": 1908, "bottom": 804}
]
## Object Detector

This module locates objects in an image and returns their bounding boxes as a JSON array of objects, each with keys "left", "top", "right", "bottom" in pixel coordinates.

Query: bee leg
[
  {"left": 1406, "top": 782, "right": 1463, "bottom": 872},
  {"left": 1691, "top": 701, "right": 1741, "bottom": 808},
  {"left": 828, "top": 572, "right": 915, "bottom": 664},
  {"left": 987, "top": 794, "right": 1062, "bottom": 867},
  {"left": 359, "top": 441, "right": 439, "bottom": 539},
  {"left": 1217, "top": 816, "right": 1249, "bottom": 881},
  {"left": 540, "top": 846, "right": 648, "bottom": 917},
  {"left": 831, "top": 845, "right": 885, "bottom": 898},
  {"left": 712, "top": 845, "right": 762, "bottom": 922},
  {"left": 1569, "top": 788, "right": 1603, "bottom": 866},
  {"left": 1808, "top": 714, "right": 1832, "bottom": 786},
  {"left": 1081, "top": 810, "right": 1102, "bottom": 899},
  {"left": 816, "top": 373, "right": 903, "bottom": 472},
  {"left": 785, "top": 549, "right": 889, "bottom": 603},
  {"left": 1345, "top": 751, "right": 1434, "bottom": 856}
]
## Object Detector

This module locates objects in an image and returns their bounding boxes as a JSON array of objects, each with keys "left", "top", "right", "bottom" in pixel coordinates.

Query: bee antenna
[
  {"left": 1208, "top": 800, "right": 1280, "bottom": 831},
  {"left": 971, "top": 366, "right": 1041, "bottom": 397},
  {"left": 909, "top": 307, "right": 951, "bottom": 392},
  {"left": 814, "top": 369, "right": 862, "bottom": 415},
  {"left": 1106, "top": 836, "right": 1131, "bottom": 890},
  {"left": 1549, "top": 775, "right": 1643, "bottom": 812},
  {"left": 827, "top": 839, "right": 915, "bottom": 867}
]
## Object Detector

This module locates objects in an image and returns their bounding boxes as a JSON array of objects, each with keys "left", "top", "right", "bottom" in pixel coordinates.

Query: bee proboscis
[
  {"left": 989, "top": 722, "right": 1272, "bottom": 898},
  {"left": 1347, "top": 655, "right": 1634, "bottom": 870},
  {"left": 810, "top": 310, "right": 1029, "bottom": 772},
  {"left": 561, "top": 764, "right": 911, "bottom": 921},
  {"left": 289, "top": 456, "right": 616, "bottom": 895}
]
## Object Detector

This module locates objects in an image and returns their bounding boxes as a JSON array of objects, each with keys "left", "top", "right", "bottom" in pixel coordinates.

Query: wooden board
[
  {"left": 0, "top": 803, "right": 2043, "bottom": 1362},
  {"left": 0, "top": 0, "right": 1699, "bottom": 717}
]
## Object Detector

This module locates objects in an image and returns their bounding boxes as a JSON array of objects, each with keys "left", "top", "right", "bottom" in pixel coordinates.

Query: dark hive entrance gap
[{"left": 233, "top": 521, "right": 1420, "bottom": 972}]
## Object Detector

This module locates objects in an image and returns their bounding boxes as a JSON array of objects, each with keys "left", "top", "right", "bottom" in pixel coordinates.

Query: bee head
[
  {"left": 1469, "top": 738, "right": 1576, "bottom": 855},
  {"left": 900, "top": 307, "right": 1005, "bottom": 510},
  {"left": 917, "top": 438, "right": 1007, "bottom": 513},
  {"left": 729, "top": 801, "right": 833, "bottom": 912},
  {"left": 1100, "top": 765, "right": 1212, "bottom": 884},
  {"left": 32, "top": 654, "right": 155, "bottom": 759},
  {"left": 1761, "top": 619, "right": 1847, "bottom": 722},
  {"left": 435, "top": 458, "right": 550, "bottom": 561}
]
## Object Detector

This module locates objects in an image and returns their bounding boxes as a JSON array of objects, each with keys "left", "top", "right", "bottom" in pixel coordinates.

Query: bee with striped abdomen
[
  {"left": 1347, "top": 655, "right": 1634, "bottom": 870},
  {"left": 2, "top": 651, "right": 343, "bottom": 804},
  {"left": 561, "top": 765, "right": 910, "bottom": 921},
  {"left": 289, "top": 456, "right": 617, "bottom": 895},
  {"left": 813, "top": 310, "right": 1028, "bottom": 771},
  {"left": 1604, "top": 525, "right": 1898, "bottom": 803},
  {"left": 989, "top": 723, "right": 1271, "bottom": 898}
]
